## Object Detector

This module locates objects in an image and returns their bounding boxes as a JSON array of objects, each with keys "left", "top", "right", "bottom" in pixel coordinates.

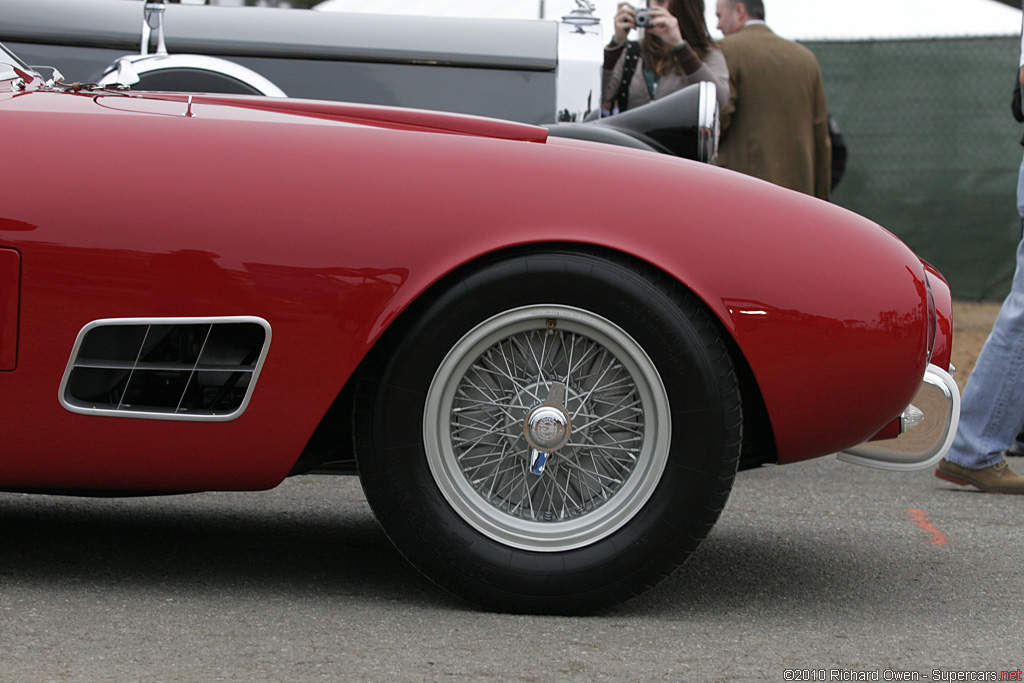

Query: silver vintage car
[
  {"left": 1, "top": 0, "right": 604, "bottom": 123},
  {"left": 1, "top": 0, "right": 719, "bottom": 161}
]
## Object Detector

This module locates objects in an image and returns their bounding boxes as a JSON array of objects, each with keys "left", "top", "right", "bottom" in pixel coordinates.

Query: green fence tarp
[{"left": 805, "top": 36, "right": 1022, "bottom": 300}]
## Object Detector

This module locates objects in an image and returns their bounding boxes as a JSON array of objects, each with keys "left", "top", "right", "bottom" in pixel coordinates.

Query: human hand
[
  {"left": 613, "top": 2, "right": 636, "bottom": 44},
  {"left": 643, "top": 6, "right": 683, "bottom": 47}
]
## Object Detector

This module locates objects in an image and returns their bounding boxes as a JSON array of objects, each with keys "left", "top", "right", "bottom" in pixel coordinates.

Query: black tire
[{"left": 354, "top": 250, "right": 741, "bottom": 613}]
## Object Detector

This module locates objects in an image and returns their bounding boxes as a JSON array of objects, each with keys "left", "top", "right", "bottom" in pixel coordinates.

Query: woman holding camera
[{"left": 602, "top": 0, "right": 728, "bottom": 114}]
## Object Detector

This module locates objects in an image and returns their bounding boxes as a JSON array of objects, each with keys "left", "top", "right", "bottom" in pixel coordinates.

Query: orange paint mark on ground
[{"left": 906, "top": 508, "right": 949, "bottom": 546}]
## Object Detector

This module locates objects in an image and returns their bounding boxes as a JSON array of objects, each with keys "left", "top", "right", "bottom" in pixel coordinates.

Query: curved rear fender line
[
  {"left": 299, "top": 241, "right": 777, "bottom": 471},
  {"left": 355, "top": 239, "right": 745, "bottom": 368}
]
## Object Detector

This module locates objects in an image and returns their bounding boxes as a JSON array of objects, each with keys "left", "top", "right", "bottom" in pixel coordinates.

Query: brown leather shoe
[{"left": 936, "top": 458, "right": 1024, "bottom": 494}]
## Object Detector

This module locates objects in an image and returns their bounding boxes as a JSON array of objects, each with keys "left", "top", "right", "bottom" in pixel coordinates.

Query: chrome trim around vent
[{"left": 59, "top": 316, "right": 271, "bottom": 421}]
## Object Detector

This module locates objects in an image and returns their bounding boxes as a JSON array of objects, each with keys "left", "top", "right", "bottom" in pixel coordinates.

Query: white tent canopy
[{"left": 315, "top": 0, "right": 1021, "bottom": 41}]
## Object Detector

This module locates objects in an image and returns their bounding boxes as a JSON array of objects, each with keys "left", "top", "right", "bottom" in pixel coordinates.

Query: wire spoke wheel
[
  {"left": 354, "top": 252, "right": 741, "bottom": 613},
  {"left": 425, "top": 305, "right": 671, "bottom": 551}
]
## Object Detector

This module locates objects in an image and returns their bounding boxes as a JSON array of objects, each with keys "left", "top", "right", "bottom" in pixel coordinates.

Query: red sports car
[{"left": 0, "top": 43, "right": 958, "bottom": 614}]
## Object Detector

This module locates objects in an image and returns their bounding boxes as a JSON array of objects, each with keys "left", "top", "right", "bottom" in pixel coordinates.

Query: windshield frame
[{"left": 0, "top": 41, "right": 33, "bottom": 82}]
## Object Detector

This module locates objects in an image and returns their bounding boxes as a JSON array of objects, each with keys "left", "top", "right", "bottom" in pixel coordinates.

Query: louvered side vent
[{"left": 60, "top": 317, "right": 271, "bottom": 421}]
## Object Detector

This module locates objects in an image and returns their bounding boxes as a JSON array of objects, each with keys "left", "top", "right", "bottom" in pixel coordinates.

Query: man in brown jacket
[{"left": 713, "top": 0, "right": 831, "bottom": 200}]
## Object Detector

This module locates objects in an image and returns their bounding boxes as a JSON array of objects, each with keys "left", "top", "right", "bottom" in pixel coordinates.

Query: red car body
[{"left": 1, "top": 53, "right": 956, "bottom": 612}]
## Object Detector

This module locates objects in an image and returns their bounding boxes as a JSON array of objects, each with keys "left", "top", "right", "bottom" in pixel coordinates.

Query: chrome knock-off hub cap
[
  {"left": 523, "top": 382, "right": 572, "bottom": 476},
  {"left": 525, "top": 404, "right": 570, "bottom": 452}
]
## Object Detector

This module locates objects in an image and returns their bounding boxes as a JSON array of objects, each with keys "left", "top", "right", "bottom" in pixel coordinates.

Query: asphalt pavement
[{"left": 1, "top": 455, "right": 1022, "bottom": 681}]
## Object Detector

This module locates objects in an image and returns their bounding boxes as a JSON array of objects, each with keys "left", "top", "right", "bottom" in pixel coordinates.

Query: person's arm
[
  {"left": 672, "top": 43, "right": 703, "bottom": 75},
  {"left": 603, "top": 1, "right": 634, "bottom": 103},
  {"left": 605, "top": 42, "right": 627, "bottom": 70},
  {"left": 612, "top": 2, "right": 635, "bottom": 45},
  {"left": 602, "top": 44, "right": 627, "bottom": 106},
  {"left": 677, "top": 48, "right": 730, "bottom": 109},
  {"left": 718, "top": 46, "right": 738, "bottom": 132}
]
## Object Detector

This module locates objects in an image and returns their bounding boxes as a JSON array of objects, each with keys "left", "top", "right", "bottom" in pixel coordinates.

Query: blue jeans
[{"left": 946, "top": 156, "right": 1024, "bottom": 468}]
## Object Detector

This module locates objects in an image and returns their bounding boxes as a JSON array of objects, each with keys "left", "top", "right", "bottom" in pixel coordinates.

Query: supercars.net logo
[{"left": 784, "top": 670, "right": 1023, "bottom": 682}]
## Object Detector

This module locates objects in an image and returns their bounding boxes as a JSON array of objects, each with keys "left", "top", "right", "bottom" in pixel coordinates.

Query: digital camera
[{"left": 634, "top": 8, "right": 653, "bottom": 27}]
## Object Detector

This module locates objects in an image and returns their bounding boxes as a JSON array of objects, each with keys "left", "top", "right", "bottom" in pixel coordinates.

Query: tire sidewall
[{"left": 357, "top": 251, "right": 740, "bottom": 610}]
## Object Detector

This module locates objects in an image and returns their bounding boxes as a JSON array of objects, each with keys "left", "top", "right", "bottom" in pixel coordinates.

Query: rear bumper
[{"left": 838, "top": 364, "right": 960, "bottom": 471}]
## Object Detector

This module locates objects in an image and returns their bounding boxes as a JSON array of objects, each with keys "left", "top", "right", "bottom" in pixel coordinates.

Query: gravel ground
[{"left": 951, "top": 300, "right": 1001, "bottom": 392}]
